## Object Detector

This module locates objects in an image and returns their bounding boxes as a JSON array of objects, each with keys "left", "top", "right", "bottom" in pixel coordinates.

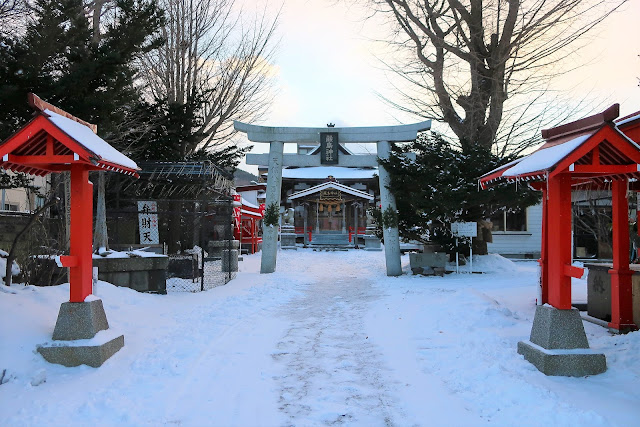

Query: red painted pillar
[
  {"left": 546, "top": 174, "right": 573, "bottom": 309},
  {"left": 69, "top": 165, "right": 94, "bottom": 302},
  {"left": 539, "top": 187, "right": 549, "bottom": 304},
  {"left": 609, "top": 179, "right": 638, "bottom": 332}
]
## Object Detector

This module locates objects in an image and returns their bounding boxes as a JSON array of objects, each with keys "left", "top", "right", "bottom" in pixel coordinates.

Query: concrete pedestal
[
  {"left": 37, "top": 299, "right": 124, "bottom": 368},
  {"left": 517, "top": 305, "right": 606, "bottom": 376},
  {"left": 221, "top": 249, "right": 239, "bottom": 272},
  {"left": 363, "top": 235, "right": 382, "bottom": 251},
  {"left": 280, "top": 232, "right": 297, "bottom": 250},
  {"left": 261, "top": 225, "right": 279, "bottom": 273},
  {"left": 207, "top": 240, "right": 240, "bottom": 258}
]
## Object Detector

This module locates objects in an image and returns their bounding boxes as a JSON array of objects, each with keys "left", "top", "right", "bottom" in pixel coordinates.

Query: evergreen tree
[
  {"left": 0, "top": 0, "right": 164, "bottom": 142},
  {"left": 379, "top": 132, "right": 540, "bottom": 255}
]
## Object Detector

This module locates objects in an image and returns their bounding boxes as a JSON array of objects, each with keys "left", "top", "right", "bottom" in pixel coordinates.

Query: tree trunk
[
  {"left": 93, "top": 171, "right": 108, "bottom": 251},
  {"left": 168, "top": 199, "right": 182, "bottom": 253}
]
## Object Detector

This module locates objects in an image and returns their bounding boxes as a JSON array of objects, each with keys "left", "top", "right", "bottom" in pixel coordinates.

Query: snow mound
[{"left": 448, "top": 253, "right": 520, "bottom": 273}]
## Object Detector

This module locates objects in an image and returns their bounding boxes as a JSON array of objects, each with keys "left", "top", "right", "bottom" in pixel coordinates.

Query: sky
[{"left": 237, "top": 0, "right": 640, "bottom": 174}]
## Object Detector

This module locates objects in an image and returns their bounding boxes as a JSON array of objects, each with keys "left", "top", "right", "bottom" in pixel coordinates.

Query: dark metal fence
[
  {"left": 106, "top": 198, "right": 236, "bottom": 292},
  {"left": 1, "top": 197, "right": 236, "bottom": 291}
]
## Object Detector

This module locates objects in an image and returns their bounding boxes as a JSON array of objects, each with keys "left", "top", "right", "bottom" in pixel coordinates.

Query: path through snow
[{"left": 1, "top": 249, "right": 639, "bottom": 426}]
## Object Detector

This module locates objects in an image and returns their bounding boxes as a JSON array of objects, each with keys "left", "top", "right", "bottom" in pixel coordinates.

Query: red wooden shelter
[
  {"left": 0, "top": 94, "right": 139, "bottom": 303},
  {"left": 233, "top": 193, "right": 264, "bottom": 254},
  {"left": 480, "top": 104, "right": 640, "bottom": 333}
]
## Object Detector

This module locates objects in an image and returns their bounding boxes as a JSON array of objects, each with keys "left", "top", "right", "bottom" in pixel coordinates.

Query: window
[
  {"left": 35, "top": 196, "right": 45, "bottom": 209},
  {"left": 3, "top": 203, "right": 19, "bottom": 212},
  {"left": 489, "top": 209, "right": 527, "bottom": 232}
]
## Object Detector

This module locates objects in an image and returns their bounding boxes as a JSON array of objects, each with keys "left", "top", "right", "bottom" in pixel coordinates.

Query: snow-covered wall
[{"left": 487, "top": 203, "right": 542, "bottom": 258}]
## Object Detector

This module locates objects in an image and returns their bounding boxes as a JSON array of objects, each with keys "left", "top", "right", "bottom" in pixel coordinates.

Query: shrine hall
[{"left": 255, "top": 138, "right": 382, "bottom": 246}]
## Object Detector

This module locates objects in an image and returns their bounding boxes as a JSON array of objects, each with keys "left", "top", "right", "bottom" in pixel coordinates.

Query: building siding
[{"left": 487, "top": 203, "right": 542, "bottom": 258}]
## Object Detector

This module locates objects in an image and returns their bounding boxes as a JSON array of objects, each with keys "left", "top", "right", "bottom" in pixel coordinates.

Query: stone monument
[
  {"left": 363, "top": 208, "right": 382, "bottom": 251},
  {"left": 280, "top": 207, "right": 297, "bottom": 250}
]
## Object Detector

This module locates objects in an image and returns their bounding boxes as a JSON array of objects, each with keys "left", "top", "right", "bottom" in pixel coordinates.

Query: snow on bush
[{"left": 0, "top": 249, "right": 20, "bottom": 279}]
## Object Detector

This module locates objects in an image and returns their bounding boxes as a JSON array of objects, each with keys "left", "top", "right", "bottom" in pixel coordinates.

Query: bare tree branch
[
  {"left": 137, "top": 0, "right": 280, "bottom": 157},
  {"left": 371, "top": 0, "right": 627, "bottom": 155}
]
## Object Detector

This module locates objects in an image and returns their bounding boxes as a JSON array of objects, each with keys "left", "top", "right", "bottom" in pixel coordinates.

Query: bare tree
[
  {"left": 371, "top": 0, "right": 627, "bottom": 155},
  {"left": 138, "top": 0, "right": 279, "bottom": 157}
]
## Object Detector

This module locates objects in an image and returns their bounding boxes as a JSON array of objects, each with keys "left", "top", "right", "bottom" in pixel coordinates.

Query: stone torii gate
[{"left": 235, "top": 120, "right": 431, "bottom": 276}]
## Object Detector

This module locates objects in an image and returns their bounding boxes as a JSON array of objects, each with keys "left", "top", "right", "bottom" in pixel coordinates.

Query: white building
[
  {"left": 1, "top": 174, "right": 49, "bottom": 213},
  {"left": 487, "top": 203, "right": 542, "bottom": 259}
]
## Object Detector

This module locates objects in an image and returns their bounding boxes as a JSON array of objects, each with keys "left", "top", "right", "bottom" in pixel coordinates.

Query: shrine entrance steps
[{"left": 309, "top": 233, "right": 352, "bottom": 250}]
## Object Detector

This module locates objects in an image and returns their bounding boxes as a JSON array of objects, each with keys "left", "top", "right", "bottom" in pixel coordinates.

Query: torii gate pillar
[
  {"left": 261, "top": 141, "right": 284, "bottom": 273},
  {"left": 377, "top": 140, "right": 402, "bottom": 276}
]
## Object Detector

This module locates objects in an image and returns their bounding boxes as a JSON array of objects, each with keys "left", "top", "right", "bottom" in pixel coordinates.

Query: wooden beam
[
  {"left": 569, "top": 164, "right": 638, "bottom": 174},
  {"left": 8, "top": 154, "right": 77, "bottom": 164}
]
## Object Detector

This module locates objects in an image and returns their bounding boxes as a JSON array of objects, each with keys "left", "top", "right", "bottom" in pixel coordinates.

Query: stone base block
[
  {"left": 518, "top": 305, "right": 606, "bottom": 376},
  {"left": 53, "top": 300, "right": 110, "bottom": 340},
  {"left": 517, "top": 340, "right": 606, "bottom": 377},
  {"left": 38, "top": 334, "right": 124, "bottom": 368},
  {"left": 363, "top": 235, "right": 382, "bottom": 251},
  {"left": 280, "top": 233, "right": 297, "bottom": 250},
  {"left": 221, "top": 249, "right": 239, "bottom": 272},
  {"left": 40, "top": 300, "right": 124, "bottom": 368}
]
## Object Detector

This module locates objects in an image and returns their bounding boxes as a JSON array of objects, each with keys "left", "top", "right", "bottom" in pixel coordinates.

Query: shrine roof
[
  {"left": 479, "top": 104, "right": 640, "bottom": 189},
  {"left": 43, "top": 110, "right": 139, "bottom": 170},
  {"left": 241, "top": 208, "right": 262, "bottom": 218},
  {"left": 241, "top": 197, "right": 259, "bottom": 209},
  {"left": 280, "top": 166, "right": 377, "bottom": 180},
  {"left": 0, "top": 109, "right": 139, "bottom": 176},
  {"left": 615, "top": 111, "right": 640, "bottom": 127},
  {"left": 289, "top": 181, "right": 374, "bottom": 201},
  {"left": 501, "top": 133, "right": 592, "bottom": 177}
]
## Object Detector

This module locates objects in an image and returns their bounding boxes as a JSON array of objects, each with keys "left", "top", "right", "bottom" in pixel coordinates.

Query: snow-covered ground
[{"left": 1, "top": 249, "right": 639, "bottom": 426}]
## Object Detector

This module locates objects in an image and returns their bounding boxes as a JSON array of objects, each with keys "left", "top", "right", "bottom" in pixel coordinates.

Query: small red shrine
[
  {"left": 233, "top": 184, "right": 266, "bottom": 254},
  {"left": 0, "top": 94, "right": 139, "bottom": 367},
  {"left": 480, "top": 104, "right": 640, "bottom": 376}
]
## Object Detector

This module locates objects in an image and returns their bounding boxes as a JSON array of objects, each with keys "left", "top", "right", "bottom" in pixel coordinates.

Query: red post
[
  {"left": 546, "top": 174, "right": 573, "bottom": 309},
  {"left": 69, "top": 165, "right": 94, "bottom": 302},
  {"left": 539, "top": 187, "right": 549, "bottom": 304},
  {"left": 609, "top": 179, "right": 638, "bottom": 332}
]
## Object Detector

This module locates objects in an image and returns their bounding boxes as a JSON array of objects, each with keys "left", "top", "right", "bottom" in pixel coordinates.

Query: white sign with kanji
[
  {"left": 451, "top": 221, "right": 477, "bottom": 237},
  {"left": 138, "top": 201, "right": 159, "bottom": 244}
]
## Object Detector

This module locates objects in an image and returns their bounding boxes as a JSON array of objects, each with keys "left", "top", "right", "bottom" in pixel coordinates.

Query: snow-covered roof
[
  {"left": 502, "top": 133, "right": 592, "bottom": 176},
  {"left": 44, "top": 109, "right": 139, "bottom": 171},
  {"left": 616, "top": 112, "right": 640, "bottom": 127},
  {"left": 289, "top": 181, "right": 374, "bottom": 201},
  {"left": 241, "top": 197, "right": 259, "bottom": 209},
  {"left": 281, "top": 167, "right": 377, "bottom": 180},
  {"left": 241, "top": 209, "right": 262, "bottom": 218}
]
